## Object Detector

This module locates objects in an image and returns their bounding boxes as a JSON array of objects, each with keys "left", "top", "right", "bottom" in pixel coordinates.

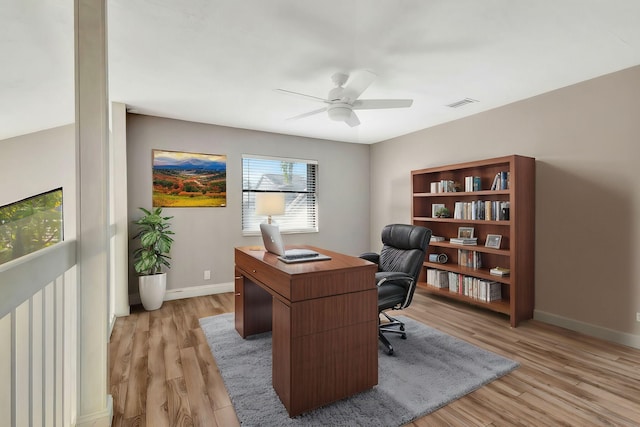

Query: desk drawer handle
[
  {"left": 235, "top": 293, "right": 241, "bottom": 296},
  {"left": 252, "top": 269, "right": 257, "bottom": 273}
]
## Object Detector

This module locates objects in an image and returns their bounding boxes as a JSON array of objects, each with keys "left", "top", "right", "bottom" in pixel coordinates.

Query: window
[
  {"left": 242, "top": 155, "right": 318, "bottom": 234},
  {"left": 0, "top": 188, "right": 64, "bottom": 265}
]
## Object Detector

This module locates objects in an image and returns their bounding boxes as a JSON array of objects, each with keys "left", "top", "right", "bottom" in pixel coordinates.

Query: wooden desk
[{"left": 234, "top": 246, "right": 378, "bottom": 417}]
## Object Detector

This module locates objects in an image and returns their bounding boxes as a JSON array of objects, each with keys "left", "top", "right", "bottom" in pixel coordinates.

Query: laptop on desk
[{"left": 260, "top": 223, "right": 331, "bottom": 263}]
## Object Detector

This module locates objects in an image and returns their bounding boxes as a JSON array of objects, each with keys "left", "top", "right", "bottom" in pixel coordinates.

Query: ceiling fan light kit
[
  {"left": 327, "top": 105, "right": 352, "bottom": 121},
  {"left": 276, "top": 70, "right": 414, "bottom": 127}
]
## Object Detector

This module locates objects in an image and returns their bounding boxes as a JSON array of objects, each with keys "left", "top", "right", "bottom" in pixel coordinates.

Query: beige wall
[
  {"left": 371, "top": 65, "right": 640, "bottom": 344},
  {"left": 126, "top": 114, "right": 371, "bottom": 297}
]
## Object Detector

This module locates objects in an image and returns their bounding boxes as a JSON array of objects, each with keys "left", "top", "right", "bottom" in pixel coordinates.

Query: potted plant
[
  {"left": 132, "top": 207, "right": 174, "bottom": 310},
  {"left": 435, "top": 206, "right": 451, "bottom": 218}
]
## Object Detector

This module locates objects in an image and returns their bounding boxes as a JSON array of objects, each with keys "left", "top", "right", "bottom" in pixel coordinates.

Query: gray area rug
[{"left": 199, "top": 313, "right": 518, "bottom": 426}]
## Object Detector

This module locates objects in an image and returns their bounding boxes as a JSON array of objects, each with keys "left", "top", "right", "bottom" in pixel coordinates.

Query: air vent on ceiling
[{"left": 446, "top": 98, "right": 478, "bottom": 108}]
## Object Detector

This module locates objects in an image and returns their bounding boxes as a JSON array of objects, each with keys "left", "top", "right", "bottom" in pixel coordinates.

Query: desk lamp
[{"left": 255, "top": 192, "right": 285, "bottom": 224}]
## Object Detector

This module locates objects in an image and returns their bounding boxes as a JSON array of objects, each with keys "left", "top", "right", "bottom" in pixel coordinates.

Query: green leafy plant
[
  {"left": 132, "top": 207, "right": 174, "bottom": 275},
  {"left": 435, "top": 207, "right": 450, "bottom": 218}
]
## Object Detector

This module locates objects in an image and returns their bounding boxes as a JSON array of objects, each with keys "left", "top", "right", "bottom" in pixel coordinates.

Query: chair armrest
[
  {"left": 359, "top": 252, "right": 380, "bottom": 265},
  {"left": 375, "top": 271, "right": 414, "bottom": 289}
]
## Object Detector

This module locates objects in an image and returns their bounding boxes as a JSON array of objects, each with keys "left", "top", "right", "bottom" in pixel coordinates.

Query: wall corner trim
[{"left": 534, "top": 309, "right": 640, "bottom": 350}]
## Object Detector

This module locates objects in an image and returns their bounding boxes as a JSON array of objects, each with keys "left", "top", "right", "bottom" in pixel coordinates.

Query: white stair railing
[{"left": 0, "top": 240, "right": 77, "bottom": 427}]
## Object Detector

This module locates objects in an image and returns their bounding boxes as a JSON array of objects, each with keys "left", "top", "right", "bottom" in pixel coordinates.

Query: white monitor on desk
[{"left": 259, "top": 223, "right": 330, "bottom": 263}]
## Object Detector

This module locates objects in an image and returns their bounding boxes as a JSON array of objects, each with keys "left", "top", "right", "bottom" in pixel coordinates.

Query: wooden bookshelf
[{"left": 412, "top": 155, "right": 535, "bottom": 327}]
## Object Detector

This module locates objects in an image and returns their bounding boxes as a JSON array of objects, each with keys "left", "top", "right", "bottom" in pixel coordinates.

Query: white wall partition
[{"left": 0, "top": 241, "right": 77, "bottom": 427}]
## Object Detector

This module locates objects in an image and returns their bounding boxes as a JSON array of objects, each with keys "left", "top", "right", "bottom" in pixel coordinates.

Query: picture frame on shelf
[
  {"left": 485, "top": 234, "right": 502, "bottom": 249},
  {"left": 432, "top": 203, "right": 446, "bottom": 218},
  {"left": 458, "top": 227, "right": 474, "bottom": 238}
]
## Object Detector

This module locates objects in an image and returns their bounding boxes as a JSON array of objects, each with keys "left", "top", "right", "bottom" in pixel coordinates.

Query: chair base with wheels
[{"left": 379, "top": 311, "right": 406, "bottom": 355}]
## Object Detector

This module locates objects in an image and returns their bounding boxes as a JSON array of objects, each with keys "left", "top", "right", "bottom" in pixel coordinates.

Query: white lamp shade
[{"left": 255, "top": 192, "right": 285, "bottom": 216}]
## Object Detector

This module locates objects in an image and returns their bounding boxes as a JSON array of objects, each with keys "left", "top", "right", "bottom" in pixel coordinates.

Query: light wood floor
[{"left": 109, "top": 289, "right": 640, "bottom": 426}]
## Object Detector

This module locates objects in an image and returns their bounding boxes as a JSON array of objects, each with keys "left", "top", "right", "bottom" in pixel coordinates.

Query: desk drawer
[{"left": 236, "top": 250, "right": 291, "bottom": 300}]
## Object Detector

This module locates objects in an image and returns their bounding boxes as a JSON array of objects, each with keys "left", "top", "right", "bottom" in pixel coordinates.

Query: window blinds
[{"left": 242, "top": 154, "right": 318, "bottom": 234}]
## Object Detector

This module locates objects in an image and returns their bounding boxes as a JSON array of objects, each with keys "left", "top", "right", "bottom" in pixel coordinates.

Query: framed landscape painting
[{"left": 152, "top": 149, "right": 227, "bottom": 207}]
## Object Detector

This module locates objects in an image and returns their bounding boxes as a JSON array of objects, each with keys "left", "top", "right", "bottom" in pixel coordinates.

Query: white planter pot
[{"left": 139, "top": 273, "right": 167, "bottom": 311}]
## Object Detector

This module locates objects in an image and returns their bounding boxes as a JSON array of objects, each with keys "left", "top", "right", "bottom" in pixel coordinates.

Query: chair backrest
[{"left": 378, "top": 224, "right": 432, "bottom": 308}]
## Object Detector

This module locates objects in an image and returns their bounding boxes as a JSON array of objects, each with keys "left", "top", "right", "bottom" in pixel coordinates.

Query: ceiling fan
[{"left": 275, "top": 70, "right": 413, "bottom": 127}]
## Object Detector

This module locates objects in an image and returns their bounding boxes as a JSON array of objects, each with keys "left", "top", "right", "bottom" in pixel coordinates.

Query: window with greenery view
[
  {"left": 0, "top": 188, "right": 63, "bottom": 265},
  {"left": 242, "top": 155, "right": 318, "bottom": 234}
]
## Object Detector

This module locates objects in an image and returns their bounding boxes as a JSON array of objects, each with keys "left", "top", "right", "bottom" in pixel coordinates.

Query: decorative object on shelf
[
  {"left": 450, "top": 237, "right": 478, "bottom": 245},
  {"left": 485, "top": 234, "right": 502, "bottom": 249},
  {"left": 432, "top": 204, "right": 450, "bottom": 218},
  {"left": 501, "top": 203, "right": 510, "bottom": 220},
  {"left": 458, "top": 227, "right": 475, "bottom": 238},
  {"left": 255, "top": 192, "right": 285, "bottom": 224},
  {"left": 428, "top": 253, "right": 449, "bottom": 264},
  {"left": 490, "top": 267, "right": 510, "bottom": 276},
  {"left": 132, "top": 207, "right": 174, "bottom": 310},
  {"left": 430, "top": 236, "right": 445, "bottom": 242},
  {"left": 152, "top": 149, "right": 227, "bottom": 208}
]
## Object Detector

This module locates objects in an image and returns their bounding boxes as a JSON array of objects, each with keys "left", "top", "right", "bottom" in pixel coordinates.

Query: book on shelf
[
  {"left": 426, "top": 268, "right": 449, "bottom": 289},
  {"left": 428, "top": 269, "right": 502, "bottom": 302},
  {"left": 453, "top": 200, "right": 510, "bottom": 221},
  {"left": 430, "top": 236, "right": 445, "bottom": 242},
  {"left": 458, "top": 249, "right": 482, "bottom": 268},
  {"left": 490, "top": 267, "right": 510, "bottom": 276},
  {"left": 450, "top": 237, "right": 478, "bottom": 245},
  {"left": 464, "top": 176, "right": 482, "bottom": 192},
  {"left": 490, "top": 171, "right": 511, "bottom": 191},
  {"left": 430, "top": 180, "right": 456, "bottom": 193}
]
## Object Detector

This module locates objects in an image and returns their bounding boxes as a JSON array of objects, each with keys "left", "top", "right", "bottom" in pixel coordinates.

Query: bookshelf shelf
[
  {"left": 429, "top": 241, "right": 511, "bottom": 256},
  {"left": 418, "top": 285, "right": 511, "bottom": 315},
  {"left": 413, "top": 217, "right": 511, "bottom": 226},
  {"left": 412, "top": 155, "right": 535, "bottom": 327},
  {"left": 414, "top": 189, "right": 511, "bottom": 198},
  {"left": 423, "top": 262, "right": 512, "bottom": 285}
]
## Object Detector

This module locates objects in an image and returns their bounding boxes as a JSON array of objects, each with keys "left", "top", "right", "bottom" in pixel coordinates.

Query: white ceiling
[{"left": 2, "top": 0, "right": 640, "bottom": 144}]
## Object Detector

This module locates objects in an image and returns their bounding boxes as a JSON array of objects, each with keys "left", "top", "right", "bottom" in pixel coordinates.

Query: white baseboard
[
  {"left": 164, "top": 282, "right": 234, "bottom": 301},
  {"left": 534, "top": 309, "right": 640, "bottom": 350},
  {"left": 108, "top": 314, "right": 117, "bottom": 338},
  {"left": 76, "top": 394, "right": 113, "bottom": 427},
  {"left": 129, "top": 282, "right": 234, "bottom": 307}
]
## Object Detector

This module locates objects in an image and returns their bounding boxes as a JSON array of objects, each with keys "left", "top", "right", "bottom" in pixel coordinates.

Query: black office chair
[{"left": 360, "top": 224, "right": 431, "bottom": 355}]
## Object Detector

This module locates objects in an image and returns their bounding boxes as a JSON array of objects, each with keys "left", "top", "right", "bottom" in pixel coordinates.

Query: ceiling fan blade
[
  {"left": 274, "top": 88, "right": 329, "bottom": 103},
  {"left": 342, "top": 70, "right": 377, "bottom": 101},
  {"left": 287, "top": 107, "right": 328, "bottom": 121},
  {"left": 345, "top": 111, "right": 360, "bottom": 127},
  {"left": 352, "top": 99, "right": 414, "bottom": 110}
]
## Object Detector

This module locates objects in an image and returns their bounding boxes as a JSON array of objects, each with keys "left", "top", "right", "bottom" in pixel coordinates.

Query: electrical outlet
[
  {"left": 204, "top": 270, "right": 211, "bottom": 280},
  {"left": 636, "top": 312, "right": 640, "bottom": 322}
]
